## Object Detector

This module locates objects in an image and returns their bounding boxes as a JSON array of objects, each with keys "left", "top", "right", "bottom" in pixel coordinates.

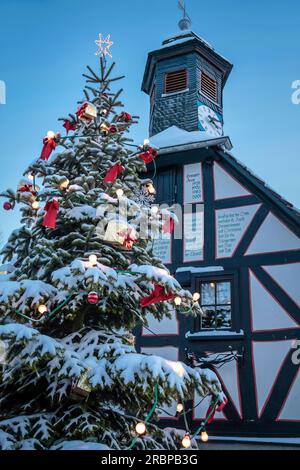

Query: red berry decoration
[
  {"left": 3, "top": 202, "right": 12, "bottom": 211},
  {"left": 87, "top": 292, "right": 99, "bottom": 304}
]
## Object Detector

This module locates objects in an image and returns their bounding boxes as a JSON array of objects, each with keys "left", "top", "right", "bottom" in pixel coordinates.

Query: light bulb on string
[
  {"left": 27, "top": 173, "right": 34, "bottom": 182},
  {"left": 201, "top": 431, "right": 209, "bottom": 442},
  {"left": 151, "top": 205, "right": 159, "bottom": 215},
  {"left": 32, "top": 201, "right": 39, "bottom": 210},
  {"left": 174, "top": 296, "right": 182, "bottom": 306},
  {"left": 181, "top": 433, "right": 191, "bottom": 449},
  {"left": 176, "top": 402, "right": 184, "bottom": 413},
  {"left": 210, "top": 282, "right": 215, "bottom": 289},
  {"left": 193, "top": 292, "right": 200, "bottom": 302},
  {"left": 60, "top": 179, "right": 70, "bottom": 190},
  {"left": 89, "top": 254, "right": 98, "bottom": 266},
  {"left": 135, "top": 422, "right": 146, "bottom": 436},
  {"left": 47, "top": 130, "right": 56, "bottom": 139},
  {"left": 143, "top": 138, "right": 150, "bottom": 147},
  {"left": 116, "top": 188, "right": 124, "bottom": 198},
  {"left": 38, "top": 304, "right": 48, "bottom": 315}
]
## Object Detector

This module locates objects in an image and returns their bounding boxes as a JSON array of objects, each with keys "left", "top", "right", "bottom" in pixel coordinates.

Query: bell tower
[{"left": 141, "top": 2, "right": 233, "bottom": 137}]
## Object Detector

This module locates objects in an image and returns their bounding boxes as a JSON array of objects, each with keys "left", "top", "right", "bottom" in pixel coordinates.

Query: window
[
  {"left": 200, "top": 71, "right": 218, "bottom": 103},
  {"left": 165, "top": 69, "right": 188, "bottom": 94},
  {"left": 198, "top": 280, "right": 232, "bottom": 330}
]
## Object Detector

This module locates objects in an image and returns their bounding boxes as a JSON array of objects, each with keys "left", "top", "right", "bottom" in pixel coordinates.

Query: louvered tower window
[
  {"left": 201, "top": 72, "right": 218, "bottom": 103},
  {"left": 165, "top": 69, "right": 188, "bottom": 94}
]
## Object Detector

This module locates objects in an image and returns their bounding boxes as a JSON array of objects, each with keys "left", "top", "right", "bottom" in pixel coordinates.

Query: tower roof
[{"left": 141, "top": 30, "right": 233, "bottom": 94}]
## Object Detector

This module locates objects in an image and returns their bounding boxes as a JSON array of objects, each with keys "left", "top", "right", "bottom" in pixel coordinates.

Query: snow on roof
[
  {"left": 149, "top": 126, "right": 232, "bottom": 152},
  {"left": 162, "top": 30, "right": 214, "bottom": 51}
]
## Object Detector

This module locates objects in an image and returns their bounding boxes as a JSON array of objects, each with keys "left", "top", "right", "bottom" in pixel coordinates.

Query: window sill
[
  {"left": 186, "top": 330, "right": 244, "bottom": 341},
  {"left": 161, "top": 88, "right": 189, "bottom": 98}
]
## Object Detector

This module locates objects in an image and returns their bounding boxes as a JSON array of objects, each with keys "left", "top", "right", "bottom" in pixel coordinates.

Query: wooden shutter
[
  {"left": 153, "top": 167, "right": 177, "bottom": 205},
  {"left": 165, "top": 69, "right": 187, "bottom": 94},
  {"left": 201, "top": 72, "right": 218, "bottom": 102}
]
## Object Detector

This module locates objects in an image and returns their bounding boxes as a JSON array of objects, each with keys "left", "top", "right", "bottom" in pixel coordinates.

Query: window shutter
[
  {"left": 165, "top": 69, "right": 187, "bottom": 94},
  {"left": 201, "top": 72, "right": 218, "bottom": 102}
]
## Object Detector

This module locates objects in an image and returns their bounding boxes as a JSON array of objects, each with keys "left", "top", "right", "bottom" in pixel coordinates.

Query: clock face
[{"left": 198, "top": 103, "right": 223, "bottom": 137}]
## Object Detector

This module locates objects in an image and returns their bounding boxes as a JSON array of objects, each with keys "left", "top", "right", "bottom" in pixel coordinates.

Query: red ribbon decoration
[
  {"left": 118, "top": 228, "right": 137, "bottom": 250},
  {"left": 162, "top": 216, "right": 175, "bottom": 234},
  {"left": 42, "top": 199, "right": 60, "bottom": 229},
  {"left": 117, "top": 112, "right": 132, "bottom": 122},
  {"left": 63, "top": 120, "right": 77, "bottom": 134},
  {"left": 109, "top": 125, "right": 118, "bottom": 134},
  {"left": 40, "top": 137, "right": 57, "bottom": 161},
  {"left": 17, "top": 184, "right": 37, "bottom": 197},
  {"left": 139, "top": 147, "right": 158, "bottom": 164},
  {"left": 140, "top": 284, "right": 175, "bottom": 308},
  {"left": 205, "top": 397, "right": 228, "bottom": 424},
  {"left": 76, "top": 103, "right": 88, "bottom": 118},
  {"left": 103, "top": 163, "right": 125, "bottom": 183}
]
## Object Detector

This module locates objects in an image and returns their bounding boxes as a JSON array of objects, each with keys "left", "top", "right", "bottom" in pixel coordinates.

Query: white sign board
[
  {"left": 153, "top": 234, "right": 172, "bottom": 265},
  {"left": 183, "top": 209, "right": 204, "bottom": 262},
  {"left": 183, "top": 163, "right": 203, "bottom": 204},
  {"left": 216, "top": 204, "right": 259, "bottom": 258}
]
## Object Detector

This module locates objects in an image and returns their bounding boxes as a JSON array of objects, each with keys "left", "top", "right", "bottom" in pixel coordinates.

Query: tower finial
[{"left": 178, "top": 0, "right": 192, "bottom": 31}]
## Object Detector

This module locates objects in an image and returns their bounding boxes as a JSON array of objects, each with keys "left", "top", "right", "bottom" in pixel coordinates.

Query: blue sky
[{"left": 0, "top": 0, "right": 300, "bottom": 245}]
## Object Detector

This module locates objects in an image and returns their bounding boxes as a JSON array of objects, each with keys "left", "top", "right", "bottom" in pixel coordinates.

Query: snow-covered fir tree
[{"left": 0, "top": 57, "right": 224, "bottom": 450}]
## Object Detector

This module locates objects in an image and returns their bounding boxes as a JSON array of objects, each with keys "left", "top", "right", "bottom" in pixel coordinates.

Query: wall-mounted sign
[
  {"left": 216, "top": 204, "right": 260, "bottom": 258},
  {"left": 183, "top": 209, "right": 204, "bottom": 262},
  {"left": 153, "top": 233, "right": 172, "bottom": 265},
  {"left": 183, "top": 163, "right": 203, "bottom": 204}
]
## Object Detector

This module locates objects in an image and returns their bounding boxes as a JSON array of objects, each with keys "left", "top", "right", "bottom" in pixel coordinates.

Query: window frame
[
  {"left": 200, "top": 71, "right": 219, "bottom": 105},
  {"left": 193, "top": 271, "right": 239, "bottom": 333},
  {"left": 164, "top": 68, "right": 189, "bottom": 95}
]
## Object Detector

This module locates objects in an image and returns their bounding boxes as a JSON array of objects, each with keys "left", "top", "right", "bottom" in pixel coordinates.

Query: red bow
[
  {"left": 205, "top": 397, "right": 228, "bottom": 424},
  {"left": 109, "top": 125, "right": 118, "bottom": 134},
  {"left": 140, "top": 284, "right": 175, "bottom": 308},
  {"left": 118, "top": 228, "right": 136, "bottom": 250},
  {"left": 42, "top": 199, "right": 60, "bottom": 229},
  {"left": 162, "top": 216, "right": 175, "bottom": 234},
  {"left": 76, "top": 103, "right": 88, "bottom": 118},
  {"left": 117, "top": 112, "right": 132, "bottom": 122},
  {"left": 40, "top": 137, "right": 57, "bottom": 161},
  {"left": 103, "top": 163, "right": 125, "bottom": 183},
  {"left": 17, "top": 184, "right": 37, "bottom": 197},
  {"left": 139, "top": 147, "right": 158, "bottom": 164},
  {"left": 63, "top": 120, "right": 77, "bottom": 134}
]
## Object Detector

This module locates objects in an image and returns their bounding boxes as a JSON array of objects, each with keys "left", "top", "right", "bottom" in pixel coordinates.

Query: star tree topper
[{"left": 95, "top": 34, "right": 113, "bottom": 58}]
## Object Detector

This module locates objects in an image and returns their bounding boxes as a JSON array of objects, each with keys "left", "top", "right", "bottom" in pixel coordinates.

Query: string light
[
  {"left": 27, "top": 173, "right": 34, "bottom": 181},
  {"left": 32, "top": 201, "right": 39, "bottom": 210},
  {"left": 151, "top": 205, "right": 159, "bottom": 215},
  {"left": 60, "top": 179, "right": 70, "bottom": 190},
  {"left": 47, "top": 130, "right": 56, "bottom": 139},
  {"left": 143, "top": 138, "right": 150, "bottom": 147},
  {"left": 181, "top": 433, "right": 191, "bottom": 449},
  {"left": 193, "top": 292, "right": 200, "bottom": 302},
  {"left": 174, "top": 296, "right": 182, "bottom": 306},
  {"left": 88, "top": 254, "right": 98, "bottom": 266},
  {"left": 38, "top": 304, "right": 48, "bottom": 314},
  {"left": 201, "top": 431, "right": 209, "bottom": 442},
  {"left": 176, "top": 402, "right": 184, "bottom": 413},
  {"left": 135, "top": 422, "right": 146, "bottom": 436},
  {"left": 209, "top": 282, "right": 215, "bottom": 288},
  {"left": 116, "top": 188, "right": 124, "bottom": 198}
]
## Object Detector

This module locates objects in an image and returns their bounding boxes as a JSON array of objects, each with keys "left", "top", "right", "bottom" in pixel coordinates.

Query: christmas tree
[{"left": 0, "top": 52, "right": 224, "bottom": 450}]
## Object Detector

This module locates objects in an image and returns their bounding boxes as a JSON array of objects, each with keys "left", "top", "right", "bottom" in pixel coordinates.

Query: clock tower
[{"left": 141, "top": 13, "right": 233, "bottom": 138}]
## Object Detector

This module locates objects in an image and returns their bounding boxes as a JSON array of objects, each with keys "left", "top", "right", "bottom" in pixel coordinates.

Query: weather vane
[
  {"left": 95, "top": 34, "right": 113, "bottom": 58},
  {"left": 178, "top": 0, "right": 192, "bottom": 31}
]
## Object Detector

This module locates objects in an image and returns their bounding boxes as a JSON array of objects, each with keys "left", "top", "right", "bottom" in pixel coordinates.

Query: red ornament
[
  {"left": 139, "top": 147, "right": 158, "bottom": 164},
  {"left": 76, "top": 103, "right": 88, "bottom": 118},
  {"left": 42, "top": 199, "right": 60, "bottom": 229},
  {"left": 140, "top": 284, "right": 175, "bottom": 308},
  {"left": 103, "top": 163, "right": 125, "bottom": 183},
  {"left": 162, "top": 216, "right": 175, "bottom": 234},
  {"left": 40, "top": 136, "right": 58, "bottom": 161},
  {"left": 3, "top": 202, "right": 12, "bottom": 211},
  {"left": 63, "top": 120, "right": 77, "bottom": 134},
  {"left": 108, "top": 124, "right": 118, "bottom": 134},
  {"left": 205, "top": 397, "right": 228, "bottom": 424},
  {"left": 87, "top": 292, "right": 99, "bottom": 304},
  {"left": 117, "top": 112, "right": 132, "bottom": 122}
]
